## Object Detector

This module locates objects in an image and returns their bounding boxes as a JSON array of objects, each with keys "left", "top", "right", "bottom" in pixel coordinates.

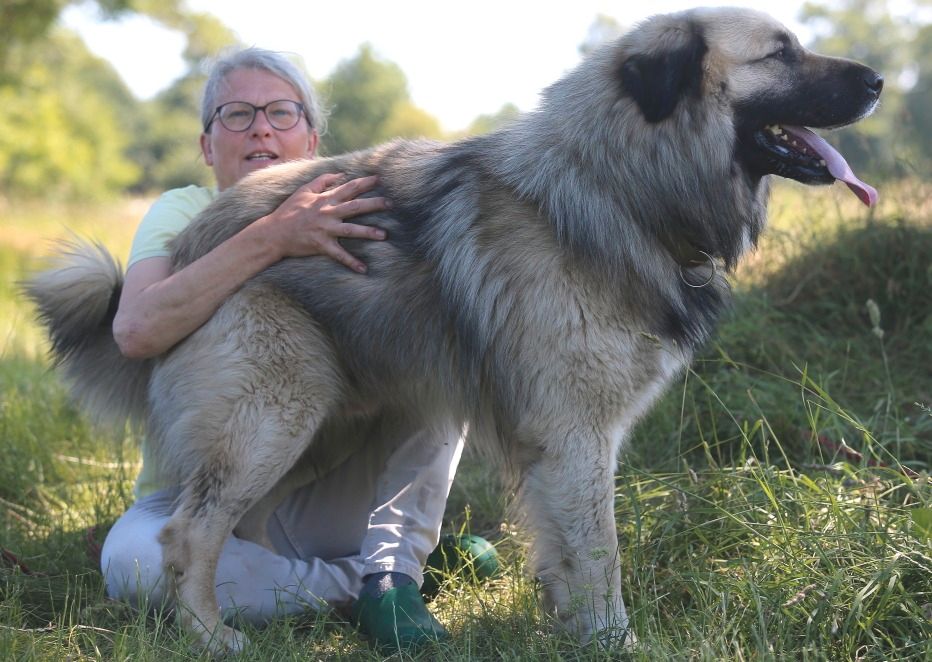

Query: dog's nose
[{"left": 864, "top": 70, "right": 884, "bottom": 97}]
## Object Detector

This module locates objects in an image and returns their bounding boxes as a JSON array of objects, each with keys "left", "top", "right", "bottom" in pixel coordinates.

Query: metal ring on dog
[{"left": 679, "top": 250, "right": 716, "bottom": 288}]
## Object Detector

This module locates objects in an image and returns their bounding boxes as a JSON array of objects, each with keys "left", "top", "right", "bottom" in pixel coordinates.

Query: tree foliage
[
  {"left": 123, "top": 6, "right": 238, "bottom": 192},
  {"left": 0, "top": 0, "right": 144, "bottom": 77},
  {"left": 0, "top": 30, "right": 139, "bottom": 199},
  {"left": 0, "top": 0, "right": 234, "bottom": 199},
  {"left": 1, "top": 0, "right": 69, "bottom": 75},
  {"left": 129, "top": 74, "right": 214, "bottom": 193},
  {"left": 1, "top": 1, "right": 929, "bottom": 201},
  {"left": 800, "top": 0, "right": 932, "bottom": 178},
  {"left": 464, "top": 103, "right": 522, "bottom": 137},
  {"left": 904, "top": 23, "right": 932, "bottom": 165},
  {"left": 578, "top": 14, "right": 625, "bottom": 56},
  {"left": 320, "top": 45, "right": 442, "bottom": 155}
]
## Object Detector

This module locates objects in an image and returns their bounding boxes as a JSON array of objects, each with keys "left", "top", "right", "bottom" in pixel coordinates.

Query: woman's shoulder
[
  {"left": 142, "top": 185, "right": 219, "bottom": 228},
  {"left": 128, "top": 186, "right": 219, "bottom": 267},
  {"left": 154, "top": 184, "right": 219, "bottom": 211}
]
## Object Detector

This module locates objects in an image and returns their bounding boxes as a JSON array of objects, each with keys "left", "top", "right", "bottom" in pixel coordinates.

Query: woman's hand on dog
[{"left": 257, "top": 173, "right": 389, "bottom": 274}]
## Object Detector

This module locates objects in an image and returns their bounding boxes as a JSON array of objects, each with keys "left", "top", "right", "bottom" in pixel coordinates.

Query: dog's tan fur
[{"left": 25, "top": 8, "right": 881, "bottom": 653}]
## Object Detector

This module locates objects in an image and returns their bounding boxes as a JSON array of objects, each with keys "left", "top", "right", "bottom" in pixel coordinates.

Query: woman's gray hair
[{"left": 201, "top": 47, "right": 327, "bottom": 136}]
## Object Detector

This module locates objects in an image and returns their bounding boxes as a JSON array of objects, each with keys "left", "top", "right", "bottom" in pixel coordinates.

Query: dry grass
[{"left": 1, "top": 185, "right": 930, "bottom": 660}]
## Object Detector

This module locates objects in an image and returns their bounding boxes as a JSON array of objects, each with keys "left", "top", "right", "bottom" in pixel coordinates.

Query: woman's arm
[{"left": 113, "top": 174, "right": 388, "bottom": 359}]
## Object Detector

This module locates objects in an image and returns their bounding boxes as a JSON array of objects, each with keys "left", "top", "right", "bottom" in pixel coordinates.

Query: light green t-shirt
[
  {"left": 128, "top": 185, "right": 218, "bottom": 269},
  {"left": 129, "top": 184, "right": 218, "bottom": 499}
]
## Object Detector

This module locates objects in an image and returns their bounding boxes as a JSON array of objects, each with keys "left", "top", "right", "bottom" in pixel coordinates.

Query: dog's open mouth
[{"left": 753, "top": 125, "right": 877, "bottom": 207}]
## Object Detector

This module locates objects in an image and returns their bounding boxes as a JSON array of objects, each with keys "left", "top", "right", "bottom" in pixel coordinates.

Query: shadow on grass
[
  {"left": 2, "top": 216, "right": 929, "bottom": 659},
  {"left": 625, "top": 219, "right": 932, "bottom": 474}
]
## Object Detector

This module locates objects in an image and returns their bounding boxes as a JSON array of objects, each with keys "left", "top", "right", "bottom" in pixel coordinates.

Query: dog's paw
[
  {"left": 179, "top": 608, "right": 249, "bottom": 657},
  {"left": 597, "top": 623, "right": 637, "bottom": 650},
  {"left": 554, "top": 603, "right": 635, "bottom": 651},
  {"left": 574, "top": 620, "right": 636, "bottom": 651},
  {"left": 195, "top": 622, "right": 249, "bottom": 657}
]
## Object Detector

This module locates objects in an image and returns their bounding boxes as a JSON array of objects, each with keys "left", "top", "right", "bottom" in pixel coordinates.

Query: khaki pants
[{"left": 100, "top": 422, "right": 463, "bottom": 624}]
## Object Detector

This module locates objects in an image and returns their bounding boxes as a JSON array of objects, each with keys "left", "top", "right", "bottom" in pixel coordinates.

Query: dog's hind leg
[
  {"left": 232, "top": 413, "right": 379, "bottom": 551},
  {"left": 231, "top": 463, "right": 309, "bottom": 551},
  {"left": 515, "top": 432, "right": 633, "bottom": 647},
  {"left": 158, "top": 390, "right": 342, "bottom": 655},
  {"left": 151, "top": 287, "right": 344, "bottom": 655}
]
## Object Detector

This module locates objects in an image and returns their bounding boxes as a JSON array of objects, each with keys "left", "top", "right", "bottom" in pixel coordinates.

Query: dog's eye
[{"left": 768, "top": 46, "right": 787, "bottom": 60}]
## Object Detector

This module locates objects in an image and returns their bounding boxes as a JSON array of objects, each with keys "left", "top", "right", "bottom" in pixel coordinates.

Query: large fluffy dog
[{"left": 27, "top": 7, "right": 881, "bottom": 653}]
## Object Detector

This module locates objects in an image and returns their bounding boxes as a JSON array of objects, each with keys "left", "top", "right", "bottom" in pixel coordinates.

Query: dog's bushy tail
[{"left": 21, "top": 237, "right": 151, "bottom": 429}]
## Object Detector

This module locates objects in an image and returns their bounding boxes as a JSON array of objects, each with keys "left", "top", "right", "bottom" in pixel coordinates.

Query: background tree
[
  {"left": 129, "top": 74, "right": 214, "bottom": 192},
  {"left": 125, "top": 10, "right": 239, "bottom": 192},
  {"left": 0, "top": 29, "right": 139, "bottom": 199},
  {"left": 320, "top": 44, "right": 442, "bottom": 155},
  {"left": 799, "top": 0, "right": 931, "bottom": 178},
  {"left": 1, "top": 0, "right": 74, "bottom": 77},
  {"left": 0, "top": 0, "right": 237, "bottom": 199},
  {"left": 578, "top": 14, "right": 624, "bottom": 56},
  {"left": 0, "top": 0, "right": 171, "bottom": 78},
  {"left": 463, "top": 103, "right": 521, "bottom": 136},
  {"left": 903, "top": 20, "right": 932, "bottom": 175}
]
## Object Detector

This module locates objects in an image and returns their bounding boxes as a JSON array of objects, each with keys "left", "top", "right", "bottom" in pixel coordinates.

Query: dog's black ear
[{"left": 620, "top": 26, "right": 707, "bottom": 122}]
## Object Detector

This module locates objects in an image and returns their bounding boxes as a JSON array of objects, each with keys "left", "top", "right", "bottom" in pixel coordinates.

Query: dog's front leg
[{"left": 516, "top": 432, "right": 634, "bottom": 647}]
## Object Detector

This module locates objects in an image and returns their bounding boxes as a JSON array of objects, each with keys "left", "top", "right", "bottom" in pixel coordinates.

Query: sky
[{"left": 62, "top": 1, "right": 811, "bottom": 132}]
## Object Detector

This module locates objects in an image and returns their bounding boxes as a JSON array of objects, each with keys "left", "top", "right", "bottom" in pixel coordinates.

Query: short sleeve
[{"left": 127, "top": 185, "right": 217, "bottom": 269}]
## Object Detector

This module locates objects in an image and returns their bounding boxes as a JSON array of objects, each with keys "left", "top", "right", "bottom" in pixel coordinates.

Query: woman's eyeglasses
[{"left": 205, "top": 100, "right": 307, "bottom": 132}]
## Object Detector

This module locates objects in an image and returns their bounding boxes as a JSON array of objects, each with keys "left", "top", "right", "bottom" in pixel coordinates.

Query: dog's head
[{"left": 618, "top": 7, "right": 882, "bottom": 206}]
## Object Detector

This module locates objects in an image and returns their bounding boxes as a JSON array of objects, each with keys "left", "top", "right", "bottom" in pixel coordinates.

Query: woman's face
[{"left": 200, "top": 68, "right": 318, "bottom": 191}]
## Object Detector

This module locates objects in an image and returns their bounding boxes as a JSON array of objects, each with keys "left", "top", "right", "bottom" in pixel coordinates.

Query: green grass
[
  {"left": 0, "top": 197, "right": 140, "bottom": 357},
  {"left": 1, "top": 184, "right": 930, "bottom": 660}
]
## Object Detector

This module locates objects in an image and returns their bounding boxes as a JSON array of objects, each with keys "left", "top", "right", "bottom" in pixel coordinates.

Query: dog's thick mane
[
  {"left": 173, "top": 15, "right": 767, "bottom": 352},
  {"left": 482, "top": 22, "right": 771, "bottom": 343}
]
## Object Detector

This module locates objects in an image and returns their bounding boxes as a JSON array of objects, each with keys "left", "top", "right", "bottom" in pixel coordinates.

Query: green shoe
[
  {"left": 421, "top": 533, "right": 500, "bottom": 600},
  {"left": 351, "top": 582, "right": 449, "bottom": 651}
]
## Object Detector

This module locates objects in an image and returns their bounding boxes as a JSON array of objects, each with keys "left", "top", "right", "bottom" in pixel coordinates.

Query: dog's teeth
[{"left": 819, "top": 159, "right": 827, "bottom": 166}]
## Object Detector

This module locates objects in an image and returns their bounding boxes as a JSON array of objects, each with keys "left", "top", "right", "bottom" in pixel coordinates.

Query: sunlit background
[
  {"left": 2, "top": 0, "right": 929, "bottom": 201},
  {"left": 1, "top": 5, "right": 930, "bottom": 658},
  {"left": 61, "top": 0, "right": 818, "bottom": 131}
]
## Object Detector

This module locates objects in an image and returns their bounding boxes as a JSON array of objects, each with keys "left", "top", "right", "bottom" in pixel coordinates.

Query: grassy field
[{"left": 1, "top": 182, "right": 930, "bottom": 660}]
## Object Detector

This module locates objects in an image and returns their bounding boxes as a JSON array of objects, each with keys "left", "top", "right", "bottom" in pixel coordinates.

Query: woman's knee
[{"left": 100, "top": 499, "right": 173, "bottom": 609}]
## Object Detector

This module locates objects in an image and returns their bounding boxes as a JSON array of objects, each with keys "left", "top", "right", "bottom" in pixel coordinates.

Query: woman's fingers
[
  {"left": 305, "top": 172, "right": 346, "bottom": 194},
  {"left": 334, "top": 222, "right": 387, "bottom": 241},
  {"left": 304, "top": 173, "right": 381, "bottom": 198},
  {"left": 321, "top": 239, "right": 368, "bottom": 274},
  {"left": 327, "top": 195, "right": 391, "bottom": 219},
  {"left": 278, "top": 173, "right": 390, "bottom": 270},
  {"left": 301, "top": 174, "right": 389, "bottom": 219},
  {"left": 325, "top": 175, "right": 381, "bottom": 202},
  {"left": 315, "top": 221, "right": 385, "bottom": 273}
]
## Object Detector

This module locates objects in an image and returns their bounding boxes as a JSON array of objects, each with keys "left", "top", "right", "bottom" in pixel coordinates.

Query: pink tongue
[{"left": 782, "top": 125, "right": 878, "bottom": 207}]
